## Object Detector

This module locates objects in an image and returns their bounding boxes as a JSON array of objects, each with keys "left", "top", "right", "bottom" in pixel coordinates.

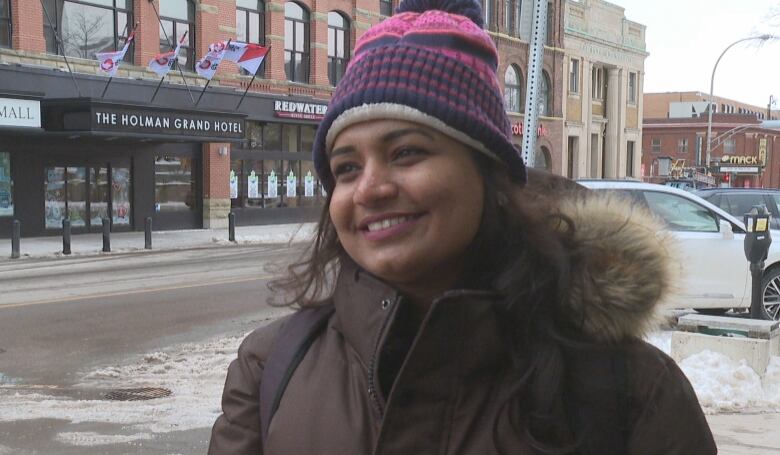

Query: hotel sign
[
  {"left": 0, "top": 97, "right": 41, "bottom": 128},
  {"left": 92, "top": 109, "right": 244, "bottom": 138}
]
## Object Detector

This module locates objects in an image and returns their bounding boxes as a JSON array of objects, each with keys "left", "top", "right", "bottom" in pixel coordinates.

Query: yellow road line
[{"left": 0, "top": 275, "right": 274, "bottom": 310}]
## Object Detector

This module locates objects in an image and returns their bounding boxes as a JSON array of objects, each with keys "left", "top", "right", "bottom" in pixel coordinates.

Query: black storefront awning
[{"left": 43, "top": 98, "right": 248, "bottom": 143}]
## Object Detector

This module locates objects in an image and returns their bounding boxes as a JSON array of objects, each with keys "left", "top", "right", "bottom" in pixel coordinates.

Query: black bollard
[
  {"left": 102, "top": 217, "right": 111, "bottom": 252},
  {"left": 62, "top": 218, "right": 71, "bottom": 255},
  {"left": 144, "top": 216, "right": 152, "bottom": 250},
  {"left": 11, "top": 219, "right": 20, "bottom": 259},
  {"left": 228, "top": 212, "right": 236, "bottom": 242}
]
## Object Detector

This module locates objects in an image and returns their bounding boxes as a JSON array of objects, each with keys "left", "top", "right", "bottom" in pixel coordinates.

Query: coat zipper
[{"left": 367, "top": 296, "right": 399, "bottom": 418}]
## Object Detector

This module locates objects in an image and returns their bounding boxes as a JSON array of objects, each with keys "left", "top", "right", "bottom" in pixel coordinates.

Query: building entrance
[{"left": 44, "top": 162, "right": 132, "bottom": 232}]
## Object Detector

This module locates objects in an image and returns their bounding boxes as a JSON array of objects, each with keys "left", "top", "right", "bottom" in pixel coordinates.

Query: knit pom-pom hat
[{"left": 312, "top": 0, "right": 527, "bottom": 192}]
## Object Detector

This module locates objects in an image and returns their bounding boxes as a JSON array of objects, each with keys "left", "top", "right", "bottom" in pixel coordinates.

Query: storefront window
[
  {"left": 89, "top": 166, "right": 109, "bottom": 226},
  {"left": 44, "top": 0, "right": 133, "bottom": 61},
  {"left": 45, "top": 167, "right": 66, "bottom": 229},
  {"left": 0, "top": 152, "right": 12, "bottom": 216},
  {"left": 66, "top": 167, "right": 87, "bottom": 227},
  {"left": 263, "top": 159, "right": 283, "bottom": 207},
  {"left": 111, "top": 166, "right": 131, "bottom": 225},
  {"left": 155, "top": 156, "right": 196, "bottom": 212}
]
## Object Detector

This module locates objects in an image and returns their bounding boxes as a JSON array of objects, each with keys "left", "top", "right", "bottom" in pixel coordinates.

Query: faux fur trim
[
  {"left": 558, "top": 191, "right": 679, "bottom": 342},
  {"left": 325, "top": 103, "right": 501, "bottom": 163}
]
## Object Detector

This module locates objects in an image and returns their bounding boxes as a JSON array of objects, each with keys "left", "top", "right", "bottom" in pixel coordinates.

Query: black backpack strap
[
  {"left": 564, "top": 346, "right": 630, "bottom": 455},
  {"left": 259, "top": 304, "right": 335, "bottom": 443}
]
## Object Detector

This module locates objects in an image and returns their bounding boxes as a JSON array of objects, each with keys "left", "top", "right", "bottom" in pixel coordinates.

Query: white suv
[{"left": 579, "top": 180, "right": 780, "bottom": 319}]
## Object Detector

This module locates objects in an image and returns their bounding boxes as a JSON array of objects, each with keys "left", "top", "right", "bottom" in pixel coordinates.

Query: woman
[{"left": 209, "top": 0, "right": 716, "bottom": 453}]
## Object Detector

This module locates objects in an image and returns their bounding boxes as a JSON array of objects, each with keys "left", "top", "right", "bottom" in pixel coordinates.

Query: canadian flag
[
  {"left": 148, "top": 31, "right": 188, "bottom": 77},
  {"left": 224, "top": 42, "right": 270, "bottom": 75},
  {"left": 95, "top": 31, "right": 135, "bottom": 77},
  {"left": 195, "top": 41, "right": 229, "bottom": 80}
]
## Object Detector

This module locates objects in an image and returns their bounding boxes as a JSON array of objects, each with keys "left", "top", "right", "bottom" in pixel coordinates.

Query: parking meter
[{"left": 744, "top": 205, "right": 772, "bottom": 319}]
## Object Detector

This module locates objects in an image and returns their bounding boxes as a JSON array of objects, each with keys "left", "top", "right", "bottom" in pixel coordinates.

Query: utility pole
[{"left": 521, "top": 0, "right": 548, "bottom": 168}]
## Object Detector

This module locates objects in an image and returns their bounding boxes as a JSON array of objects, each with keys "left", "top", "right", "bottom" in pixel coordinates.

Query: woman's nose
[{"left": 353, "top": 162, "right": 398, "bottom": 206}]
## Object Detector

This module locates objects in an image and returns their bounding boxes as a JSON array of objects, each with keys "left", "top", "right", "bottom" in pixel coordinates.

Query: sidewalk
[
  {"left": 708, "top": 412, "right": 780, "bottom": 454},
  {"left": 0, "top": 223, "right": 317, "bottom": 261}
]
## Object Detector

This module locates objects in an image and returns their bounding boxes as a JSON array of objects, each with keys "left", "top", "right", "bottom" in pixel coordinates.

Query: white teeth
[{"left": 366, "top": 216, "right": 412, "bottom": 232}]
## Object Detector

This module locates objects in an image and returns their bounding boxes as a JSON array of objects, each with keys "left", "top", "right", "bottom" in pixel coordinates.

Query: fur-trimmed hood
[{"left": 525, "top": 170, "right": 678, "bottom": 343}]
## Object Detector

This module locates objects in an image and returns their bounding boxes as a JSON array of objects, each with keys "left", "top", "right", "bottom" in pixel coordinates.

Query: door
[{"left": 638, "top": 190, "right": 750, "bottom": 309}]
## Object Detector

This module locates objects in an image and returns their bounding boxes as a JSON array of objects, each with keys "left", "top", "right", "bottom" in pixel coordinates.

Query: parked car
[
  {"left": 578, "top": 180, "right": 780, "bottom": 319},
  {"left": 694, "top": 187, "right": 780, "bottom": 230}
]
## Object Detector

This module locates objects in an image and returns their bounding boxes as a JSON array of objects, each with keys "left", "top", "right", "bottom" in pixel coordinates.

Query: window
[
  {"left": 328, "top": 12, "right": 349, "bottom": 86},
  {"left": 505, "top": 0, "right": 521, "bottom": 35},
  {"left": 236, "top": 0, "right": 265, "bottom": 74},
  {"left": 545, "top": 2, "right": 552, "bottom": 45},
  {"left": 626, "top": 141, "right": 635, "bottom": 177},
  {"left": 155, "top": 156, "right": 196, "bottom": 212},
  {"left": 284, "top": 2, "right": 309, "bottom": 83},
  {"left": 651, "top": 138, "right": 661, "bottom": 153},
  {"left": 380, "top": 0, "right": 392, "bottom": 16},
  {"left": 534, "top": 146, "right": 551, "bottom": 171},
  {"left": 591, "top": 66, "right": 604, "bottom": 100},
  {"left": 567, "top": 136, "right": 577, "bottom": 178},
  {"left": 0, "top": 152, "right": 12, "bottom": 216},
  {"left": 678, "top": 138, "right": 688, "bottom": 154},
  {"left": 0, "top": 0, "right": 10, "bottom": 47},
  {"left": 483, "top": 0, "right": 492, "bottom": 29},
  {"left": 504, "top": 65, "right": 522, "bottom": 113},
  {"left": 538, "top": 71, "right": 551, "bottom": 116},
  {"left": 569, "top": 58, "right": 579, "bottom": 94},
  {"left": 44, "top": 0, "right": 133, "bottom": 61},
  {"left": 628, "top": 72, "right": 637, "bottom": 104},
  {"left": 642, "top": 191, "right": 718, "bottom": 232},
  {"left": 725, "top": 138, "right": 736, "bottom": 154},
  {"left": 159, "top": 0, "right": 195, "bottom": 70}
]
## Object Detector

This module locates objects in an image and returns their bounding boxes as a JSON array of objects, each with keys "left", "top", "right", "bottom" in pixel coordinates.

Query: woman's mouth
[{"left": 360, "top": 214, "right": 423, "bottom": 241}]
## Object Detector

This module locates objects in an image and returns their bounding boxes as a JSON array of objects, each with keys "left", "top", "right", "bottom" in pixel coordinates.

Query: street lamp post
[{"left": 706, "top": 34, "right": 774, "bottom": 170}]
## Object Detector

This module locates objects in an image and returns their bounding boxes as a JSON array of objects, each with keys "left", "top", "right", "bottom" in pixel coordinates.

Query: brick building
[
  {"left": 645, "top": 92, "right": 780, "bottom": 121},
  {"left": 642, "top": 113, "right": 780, "bottom": 188},
  {"left": 0, "top": 0, "right": 606, "bottom": 238}
]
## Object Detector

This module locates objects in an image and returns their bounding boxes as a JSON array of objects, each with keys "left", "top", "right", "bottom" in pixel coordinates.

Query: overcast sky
[{"left": 607, "top": 0, "right": 780, "bottom": 109}]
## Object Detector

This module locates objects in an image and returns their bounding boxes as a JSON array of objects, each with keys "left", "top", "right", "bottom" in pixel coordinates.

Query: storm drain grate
[{"left": 103, "top": 387, "right": 172, "bottom": 401}]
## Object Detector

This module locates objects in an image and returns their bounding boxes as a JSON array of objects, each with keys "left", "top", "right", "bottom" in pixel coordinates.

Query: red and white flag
[
  {"left": 95, "top": 32, "right": 135, "bottom": 77},
  {"left": 224, "top": 42, "right": 270, "bottom": 75},
  {"left": 195, "top": 41, "right": 229, "bottom": 80},
  {"left": 148, "top": 31, "right": 188, "bottom": 77}
]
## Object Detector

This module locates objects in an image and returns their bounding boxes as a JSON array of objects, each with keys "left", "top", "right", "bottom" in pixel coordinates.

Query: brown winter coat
[{"left": 208, "top": 188, "right": 717, "bottom": 455}]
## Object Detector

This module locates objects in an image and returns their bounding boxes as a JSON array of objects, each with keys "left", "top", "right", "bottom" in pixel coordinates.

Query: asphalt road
[{"left": 0, "top": 244, "right": 300, "bottom": 454}]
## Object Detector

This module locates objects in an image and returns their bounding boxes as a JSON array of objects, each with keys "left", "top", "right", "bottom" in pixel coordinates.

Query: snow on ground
[
  {"left": 2, "top": 325, "right": 779, "bottom": 447},
  {"left": 645, "top": 330, "right": 780, "bottom": 414},
  {"left": 0, "top": 331, "right": 249, "bottom": 445}
]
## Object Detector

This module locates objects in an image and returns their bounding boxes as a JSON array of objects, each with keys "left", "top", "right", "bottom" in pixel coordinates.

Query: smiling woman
[{"left": 208, "top": 0, "right": 717, "bottom": 453}]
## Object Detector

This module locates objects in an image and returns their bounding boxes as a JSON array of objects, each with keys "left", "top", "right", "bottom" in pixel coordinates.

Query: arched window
[
  {"left": 534, "top": 146, "right": 551, "bottom": 171},
  {"left": 504, "top": 65, "right": 522, "bottom": 113},
  {"left": 284, "top": 2, "right": 309, "bottom": 83},
  {"left": 328, "top": 12, "right": 350, "bottom": 86},
  {"left": 0, "top": 0, "right": 10, "bottom": 47},
  {"left": 44, "top": 0, "right": 134, "bottom": 61},
  {"left": 237, "top": 0, "right": 265, "bottom": 75},
  {"left": 159, "top": 0, "right": 195, "bottom": 70},
  {"left": 538, "top": 70, "right": 551, "bottom": 116}
]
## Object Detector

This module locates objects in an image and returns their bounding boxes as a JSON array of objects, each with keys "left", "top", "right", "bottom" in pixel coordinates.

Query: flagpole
[
  {"left": 150, "top": 0, "right": 195, "bottom": 103},
  {"left": 196, "top": 39, "right": 231, "bottom": 106},
  {"left": 100, "top": 22, "right": 134, "bottom": 99},
  {"left": 39, "top": 0, "right": 82, "bottom": 96},
  {"left": 235, "top": 45, "right": 271, "bottom": 110},
  {"left": 150, "top": 31, "right": 188, "bottom": 103}
]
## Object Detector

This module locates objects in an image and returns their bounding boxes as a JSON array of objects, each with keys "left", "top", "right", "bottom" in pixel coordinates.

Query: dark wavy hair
[{"left": 269, "top": 154, "right": 583, "bottom": 453}]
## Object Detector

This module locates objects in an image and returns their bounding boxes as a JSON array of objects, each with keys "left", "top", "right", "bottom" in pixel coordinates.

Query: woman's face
[{"left": 329, "top": 119, "right": 485, "bottom": 299}]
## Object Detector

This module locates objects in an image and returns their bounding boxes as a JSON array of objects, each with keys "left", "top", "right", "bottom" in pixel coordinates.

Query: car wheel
[{"left": 761, "top": 267, "right": 780, "bottom": 320}]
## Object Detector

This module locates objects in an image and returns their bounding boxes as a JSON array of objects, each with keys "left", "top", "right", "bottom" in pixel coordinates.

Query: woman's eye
[
  {"left": 394, "top": 147, "right": 428, "bottom": 161},
  {"left": 332, "top": 162, "right": 359, "bottom": 178}
]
